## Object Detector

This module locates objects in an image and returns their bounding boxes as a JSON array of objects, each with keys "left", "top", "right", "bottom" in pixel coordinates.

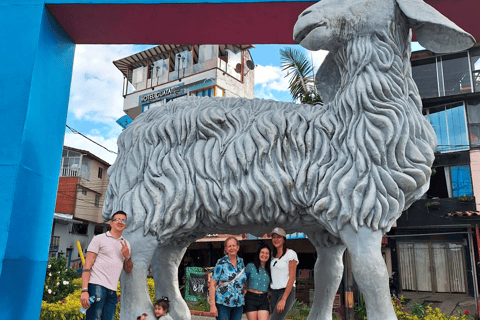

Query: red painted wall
[
  {"left": 47, "top": 1, "right": 480, "bottom": 45},
  {"left": 55, "top": 177, "right": 78, "bottom": 215}
]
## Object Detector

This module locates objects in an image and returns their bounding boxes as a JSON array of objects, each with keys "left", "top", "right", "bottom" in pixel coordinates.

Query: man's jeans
[{"left": 86, "top": 284, "right": 118, "bottom": 320}]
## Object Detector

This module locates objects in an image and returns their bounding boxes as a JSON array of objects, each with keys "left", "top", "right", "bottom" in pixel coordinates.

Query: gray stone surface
[{"left": 104, "top": 0, "right": 475, "bottom": 319}]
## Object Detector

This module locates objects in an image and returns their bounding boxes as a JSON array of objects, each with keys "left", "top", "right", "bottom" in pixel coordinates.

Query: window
[
  {"left": 427, "top": 166, "right": 473, "bottom": 198},
  {"left": 132, "top": 66, "right": 144, "bottom": 84},
  {"left": 192, "top": 88, "right": 213, "bottom": 97},
  {"left": 412, "top": 52, "right": 471, "bottom": 98},
  {"left": 95, "top": 194, "right": 101, "bottom": 207},
  {"left": 412, "top": 57, "right": 438, "bottom": 99},
  {"left": 98, "top": 167, "right": 103, "bottom": 179},
  {"left": 441, "top": 52, "right": 471, "bottom": 96},
  {"left": 450, "top": 165, "right": 473, "bottom": 197},
  {"left": 81, "top": 188, "right": 87, "bottom": 196},
  {"left": 467, "top": 99, "right": 480, "bottom": 147},
  {"left": 469, "top": 47, "right": 480, "bottom": 92},
  {"left": 398, "top": 242, "right": 466, "bottom": 293},
  {"left": 72, "top": 223, "right": 88, "bottom": 235},
  {"left": 425, "top": 102, "right": 468, "bottom": 152}
]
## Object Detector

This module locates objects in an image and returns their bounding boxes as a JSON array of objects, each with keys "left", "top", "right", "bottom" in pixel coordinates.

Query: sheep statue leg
[
  {"left": 306, "top": 230, "right": 346, "bottom": 320},
  {"left": 151, "top": 245, "right": 191, "bottom": 320},
  {"left": 339, "top": 225, "right": 396, "bottom": 320},
  {"left": 120, "top": 228, "right": 159, "bottom": 320}
]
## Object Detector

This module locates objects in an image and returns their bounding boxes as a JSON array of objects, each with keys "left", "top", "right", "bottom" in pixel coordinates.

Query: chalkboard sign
[{"left": 185, "top": 267, "right": 208, "bottom": 302}]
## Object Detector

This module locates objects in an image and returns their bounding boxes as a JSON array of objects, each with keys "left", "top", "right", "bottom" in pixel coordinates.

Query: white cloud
[
  {"left": 64, "top": 132, "right": 118, "bottom": 165},
  {"left": 68, "top": 45, "right": 150, "bottom": 123},
  {"left": 254, "top": 65, "right": 290, "bottom": 92}
]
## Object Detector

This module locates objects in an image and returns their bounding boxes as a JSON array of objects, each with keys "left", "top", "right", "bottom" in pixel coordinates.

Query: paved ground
[
  {"left": 192, "top": 293, "right": 478, "bottom": 319},
  {"left": 401, "top": 292, "right": 477, "bottom": 317}
]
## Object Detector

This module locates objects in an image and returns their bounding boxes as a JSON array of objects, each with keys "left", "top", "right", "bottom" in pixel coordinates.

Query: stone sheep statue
[{"left": 103, "top": 0, "right": 474, "bottom": 319}]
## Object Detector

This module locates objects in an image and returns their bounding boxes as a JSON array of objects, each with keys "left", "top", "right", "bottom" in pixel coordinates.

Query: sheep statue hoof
[{"left": 103, "top": 0, "right": 475, "bottom": 319}]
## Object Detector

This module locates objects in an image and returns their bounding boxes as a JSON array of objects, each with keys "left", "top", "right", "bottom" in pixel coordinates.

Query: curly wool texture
[{"left": 103, "top": 13, "right": 436, "bottom": 242}]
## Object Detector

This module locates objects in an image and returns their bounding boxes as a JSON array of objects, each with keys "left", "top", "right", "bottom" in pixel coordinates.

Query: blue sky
[{"left": 64, "top": 43, "right": 424, "bottom": 164}]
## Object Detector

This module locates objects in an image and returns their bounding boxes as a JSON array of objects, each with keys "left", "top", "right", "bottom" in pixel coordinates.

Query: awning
[{"left": 54, "top": 213, "right": 83, "bottom": 224}]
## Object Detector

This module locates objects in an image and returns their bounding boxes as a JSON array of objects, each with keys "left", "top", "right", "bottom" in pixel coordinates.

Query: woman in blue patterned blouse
[
  {"left": 209, "top": 237, "right": 247, "bottom": 320},
  {"left": 244, "top": 243, "right": 272, "bottom": 320}
]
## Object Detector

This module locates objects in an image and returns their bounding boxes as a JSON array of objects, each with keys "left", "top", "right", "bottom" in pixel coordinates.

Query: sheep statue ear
[
  {"left": 315, "top": 52, "right": 341, "bottom": 104},
  {"left": 396, "top": 0, "right": 475, "bottom": 53}
]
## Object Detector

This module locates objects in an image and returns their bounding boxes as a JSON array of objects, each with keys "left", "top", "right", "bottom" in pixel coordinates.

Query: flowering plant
[{"left": 42, "top": 255, "right": 79, "bottom": 303}]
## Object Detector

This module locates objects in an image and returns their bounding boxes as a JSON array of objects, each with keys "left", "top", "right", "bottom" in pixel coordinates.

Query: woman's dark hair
[
  {"left": 254, "top": 243, "right": 271, "bottom": 278},
  {"left": 155, "top": 296, "right": 169, "bottom": 312},
  {"left": 272, "top": 236, "right": 288, "bottom": 259}
]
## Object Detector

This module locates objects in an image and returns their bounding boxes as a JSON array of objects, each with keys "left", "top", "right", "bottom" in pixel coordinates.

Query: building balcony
[
  {"left": 49, "top": 236, "right": 60, "bottom": 252},
  {"left": 59, "top": 167, "right": 90, "bottom": 180}
]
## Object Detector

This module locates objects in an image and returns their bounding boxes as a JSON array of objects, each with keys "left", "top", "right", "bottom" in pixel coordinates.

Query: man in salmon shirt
[{"left": 80, "top": 211, "right": 133, "bottom": 320}]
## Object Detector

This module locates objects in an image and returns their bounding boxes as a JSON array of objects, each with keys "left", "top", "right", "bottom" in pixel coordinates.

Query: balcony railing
[
  {"left": 60, "top": 167, "right": 79, "bottom": 177},
  {"left": 60, "top": 167, "right": 90, "bottom": 180},
  {"left": 50, "top": 236, "right": 60, "bottom": 252}
]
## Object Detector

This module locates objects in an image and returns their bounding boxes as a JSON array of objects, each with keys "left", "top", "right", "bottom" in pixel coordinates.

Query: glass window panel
[
  {"left": 470, "top": 125, "right": 480, "bottom": 147},
  {"left": 450, "top": 165, "right": 473, "bottom": 197},
  {"left": 470, "top": 47, "right": 480, "bottom": 71},
  {"left": 432, "top": 243, "right": 449, "bottom": 292},
  {"left": 467, "top": 99, "right": 480, "bottom": 123},
  {"left": 429, "top": 107, "right": 449, "bottom": 152},
  {"left": 412, "top": 58, "right": 438, "bottom": 99},
  {"left": 414, "top": 243, "right": 432, "bottom": 292},
  {"left": 442, "top": 53, "right": 471, "bottom": 96},
  {"left": 471, "top": 48, "right": 480, "bottom": 92},
  {"left": 132, "top": 67, "right": 144, "bottom": 84},
  {"left": 447, "top": 244, "right": 466, "bottom": 293},
  {"left": 446, "top": 105, "right": 469, "bottom": 151},
  {"left": 428, "top": 103, "right": 468, "bottom": 152},
  {"left": 398, "top": 243, "right": 417, "bottom": 291}
]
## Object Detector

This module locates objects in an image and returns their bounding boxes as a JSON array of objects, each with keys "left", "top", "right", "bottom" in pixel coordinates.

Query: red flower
[{"left": 464, "top": 310, "right": 471, "bottom": 315}]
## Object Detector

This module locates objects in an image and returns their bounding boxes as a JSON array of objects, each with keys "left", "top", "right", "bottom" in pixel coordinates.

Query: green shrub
[
  {"left": 42, "top": 256, "right": 79, "bottom": 303},
  {"left": 41, "top": 278, "right": 157, "bottom": 320}
]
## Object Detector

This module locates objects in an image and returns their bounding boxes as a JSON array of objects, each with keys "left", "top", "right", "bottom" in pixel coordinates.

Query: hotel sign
[{"left": 139, "top": 84, "right": 184, "bottom": 104}]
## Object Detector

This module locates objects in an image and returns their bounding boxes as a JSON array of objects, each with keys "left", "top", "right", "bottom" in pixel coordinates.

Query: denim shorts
[
  {"left": 85, "top": 284, "right": 118, "bottom": 320},
  {"left": 244, "top": 291, "right": 270, "bottom": 313}
]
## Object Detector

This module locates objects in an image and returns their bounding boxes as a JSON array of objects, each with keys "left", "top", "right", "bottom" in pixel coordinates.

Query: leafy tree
[{"left": 280, "top": 47, "right": 322, "bottom": 104}]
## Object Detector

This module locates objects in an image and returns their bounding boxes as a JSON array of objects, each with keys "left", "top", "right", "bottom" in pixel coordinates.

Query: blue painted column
[{"left": 0, "top": 1, "right": 75, "bottom": 318}]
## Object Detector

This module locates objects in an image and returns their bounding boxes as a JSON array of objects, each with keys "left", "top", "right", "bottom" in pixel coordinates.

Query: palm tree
[{"left": 280, "top": 47, "right": 322, "bottom": 104}]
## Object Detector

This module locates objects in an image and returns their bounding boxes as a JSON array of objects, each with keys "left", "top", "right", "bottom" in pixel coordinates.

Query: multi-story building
[
  {"left": 50, "top": 146, "right": 111, "bottom": 271},
  {"left": 387, "top": 46, "right": 480, "bottom": 300},
  {"left": 113, "top": 44, "right": 255, "bottom": 121}
]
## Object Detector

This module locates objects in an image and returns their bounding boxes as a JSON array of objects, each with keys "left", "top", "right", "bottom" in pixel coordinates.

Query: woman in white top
[{"left": 269, "top": 227, "right": 299, "bottom": 320}]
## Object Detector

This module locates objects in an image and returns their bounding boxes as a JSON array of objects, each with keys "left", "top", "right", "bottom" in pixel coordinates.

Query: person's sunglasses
[
  {"left": 113, "top": 218, "right": 127, "bottom": 224},
  {"left": 273, "top": 260, "right": 278, "bottom": 267}
]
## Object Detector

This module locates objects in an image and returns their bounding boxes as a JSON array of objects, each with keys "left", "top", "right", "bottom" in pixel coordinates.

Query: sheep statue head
[
  {"left": 103, "top": 1, "right": 475, "bottom": 320},
  {"left": 294, "top": 0, "right": 475, "bottom": 103}
]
